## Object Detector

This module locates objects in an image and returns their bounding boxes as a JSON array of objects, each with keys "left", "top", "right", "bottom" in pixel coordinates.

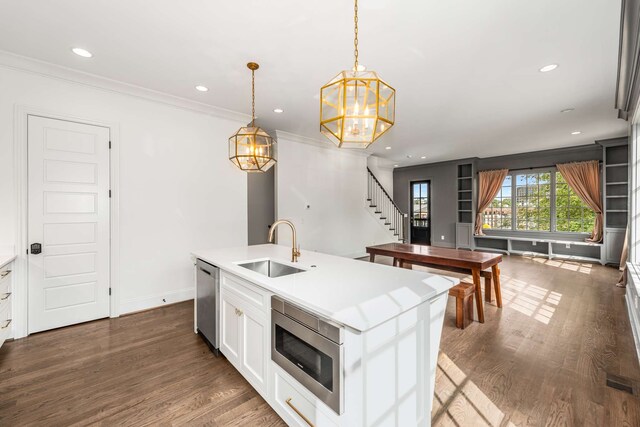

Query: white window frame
[{"left": 486, "top": 167, "right": 594, "bottom": 236}]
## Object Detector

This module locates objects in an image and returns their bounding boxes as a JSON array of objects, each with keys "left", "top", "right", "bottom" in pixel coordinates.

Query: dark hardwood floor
[{"left": 1, "top": 255, "right": 639, "bottom": 426}]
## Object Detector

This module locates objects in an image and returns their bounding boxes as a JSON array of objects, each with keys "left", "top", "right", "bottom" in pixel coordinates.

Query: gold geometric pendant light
[
  {"left": 320, "top": 0, "right": 396, "bottom": 148},
  {"left": 229, "top": 62, "right": 277, "bottom": 172}
]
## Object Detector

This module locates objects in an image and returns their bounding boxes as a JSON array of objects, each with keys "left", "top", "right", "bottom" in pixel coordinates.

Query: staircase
[{"left": 367, "top": 168, "right": 406, "bottom": 242}]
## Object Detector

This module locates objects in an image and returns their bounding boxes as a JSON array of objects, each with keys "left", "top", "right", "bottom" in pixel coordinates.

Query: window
[
  {"left": 515, "top": 173, "right": 551, "bottom": 231},
  {"left": 485, "top": 176, "right": 511, "bottom": 229},
  {"left": 484, "top": 169, "right": 595, "bottom": 234},
  {"left": 555, "top": 173, "right": 596, "bottom": 233},
  {"left": 411, "top": 182, "right": 429, "bottom": 228}
]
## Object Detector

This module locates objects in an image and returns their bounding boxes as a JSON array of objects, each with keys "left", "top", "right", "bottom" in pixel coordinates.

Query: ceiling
[{"left": 0, "top": 0, "right": 628, "bottom": 166}]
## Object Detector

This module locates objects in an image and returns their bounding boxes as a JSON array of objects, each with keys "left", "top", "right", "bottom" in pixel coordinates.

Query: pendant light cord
[
  {"left": 354, "top": 0, "right": 359, "bottom": 71},
  {"left": 251, "top": 68, "right": 256, "bottom": 127}
]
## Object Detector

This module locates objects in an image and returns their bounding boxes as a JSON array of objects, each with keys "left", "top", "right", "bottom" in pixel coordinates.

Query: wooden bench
[
  {"left": 448, "top": 282, "right": 475, "bottom": 329},
  {"left": 395, "top": 258, "right": 500, "bottom": 306}
]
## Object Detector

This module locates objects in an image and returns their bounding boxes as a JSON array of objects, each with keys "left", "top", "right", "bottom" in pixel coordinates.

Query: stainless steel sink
[{"left": 238, "top": 259, "right": 305, "bottom": 278}]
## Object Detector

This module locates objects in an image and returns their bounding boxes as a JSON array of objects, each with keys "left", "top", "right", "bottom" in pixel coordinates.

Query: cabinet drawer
[
  {"left": 0, "top": 301, "right": 11, "bottom": 348},
  {"left": 221, "top": 272, "right": 270, "bottom": 311},
  {"left": 274, "top": 367, "right": 338, "bottom": 427}
]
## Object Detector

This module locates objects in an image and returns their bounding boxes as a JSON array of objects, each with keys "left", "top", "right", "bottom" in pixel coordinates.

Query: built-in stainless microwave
[{"left": 271, "top": 296, "right": 344, "bottom": 414}]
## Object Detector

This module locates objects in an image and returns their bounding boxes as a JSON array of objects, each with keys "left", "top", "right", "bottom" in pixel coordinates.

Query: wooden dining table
[{"left": 366, "top": 243, "right": 503, "bottom": 323}]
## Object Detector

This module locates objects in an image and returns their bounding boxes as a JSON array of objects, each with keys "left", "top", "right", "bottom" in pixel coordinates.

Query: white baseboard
[{"left": 120, "top": 287, "right": 194, "bottom": 315}]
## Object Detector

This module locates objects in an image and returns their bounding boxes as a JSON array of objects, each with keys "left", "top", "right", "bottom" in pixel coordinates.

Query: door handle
[{"left": 30, "top": 243, "right": 42, "bottom": 255}]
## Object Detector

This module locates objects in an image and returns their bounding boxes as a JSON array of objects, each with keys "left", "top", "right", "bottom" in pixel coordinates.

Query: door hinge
[
  {"left": 109, "top": 141, "right": 111, "bottom": 149},
  {"left": 109, "top": 190, "right": 111, "bottom": 198},
  {"left": 109, "top": 288, "right": 112, "bottom": 296}
]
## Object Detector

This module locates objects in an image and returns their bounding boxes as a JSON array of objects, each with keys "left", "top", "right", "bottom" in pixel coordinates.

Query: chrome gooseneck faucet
[{"left": 268, "top": 220, "right": 301, "bottom": 263}]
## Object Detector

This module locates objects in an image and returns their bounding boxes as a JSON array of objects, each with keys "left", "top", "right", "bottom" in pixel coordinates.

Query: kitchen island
[{"left": 192, "top": 244, "right": 457, "bottom": 427}]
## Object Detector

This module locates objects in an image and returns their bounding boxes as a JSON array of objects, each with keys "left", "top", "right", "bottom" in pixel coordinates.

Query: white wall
[
  {"left": 275, "top": 132, "right": 396, "bottom": 258},
  {"left": 367, "top": 155, "right": 394, "bottom": 197},
  {"left": 0, "top": 60, "right": 248, "bottom": 318}
]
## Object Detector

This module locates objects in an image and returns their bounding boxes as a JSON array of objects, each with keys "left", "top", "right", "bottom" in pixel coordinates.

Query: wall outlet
[
  {"left": 565, "top": 243, "right": 571, "bottom": 248},
  {"left": 441, "top": 235, "right": 445, "bottom": 240},
  {"left": 532, "top": 241, "right": 537, "bottom": 246}
]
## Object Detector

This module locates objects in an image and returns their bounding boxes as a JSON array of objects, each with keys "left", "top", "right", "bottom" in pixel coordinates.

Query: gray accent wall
[
  {"left": 247, "top": 166, "right": 275, "bottom": 245},
  {"left": 393, "top": 144, "right": 603, "bottom": 248}
]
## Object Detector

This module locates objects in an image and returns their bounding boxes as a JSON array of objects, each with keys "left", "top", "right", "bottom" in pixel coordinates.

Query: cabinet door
[
  {"left": 605, "top": 228, "right": 625, "bottom": 264},
  {"left": 240, "top": 304, "right": 268, "bottom": 395},
  {"left": 220, "top": 292, "right": 241, "bottom": 366}
]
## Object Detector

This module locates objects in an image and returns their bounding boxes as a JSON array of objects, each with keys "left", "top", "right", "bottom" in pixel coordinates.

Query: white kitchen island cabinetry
[
  {"left": 194, "top": 244, "right": 456, "bottom": 427},
  {"left": 220, "top": 271, "right": 272, "bottom": 399}
]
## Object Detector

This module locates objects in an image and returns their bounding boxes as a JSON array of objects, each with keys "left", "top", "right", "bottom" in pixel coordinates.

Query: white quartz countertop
[
  {"left": 0, "top": 254, "right": 16, "bottom": 269},
  {"left": 192, "top": 244, "right": 458, "bottom": 332}
]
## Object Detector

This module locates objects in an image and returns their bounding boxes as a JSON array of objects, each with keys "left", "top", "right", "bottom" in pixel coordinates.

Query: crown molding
[
  {"left": 0, "top": 50, "right": 251, "bottom": 123},
  {"left": 275, "top": 130, "right": 370, "bottom": 157}
]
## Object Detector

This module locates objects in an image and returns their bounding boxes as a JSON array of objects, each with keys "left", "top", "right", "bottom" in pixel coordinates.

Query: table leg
[
  {"left": 369, "top": 253, "right": 375, "bottom": 263},
  {"left": 472, "top": 268, "right": 484, "bottom": 323},
  {"left": 484, "top": 273, "right": 493, "bottom": 303},
  {"left": 492, "top": 264, "right": 503, "bottom": 308},
  {"left": 392, "top": 258, "right": 398, "bottom": 267}
]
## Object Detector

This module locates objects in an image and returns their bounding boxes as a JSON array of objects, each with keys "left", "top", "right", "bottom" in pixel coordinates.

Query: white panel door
[{"left": 28, "top": 116, "right": 110, "bottom": 333}]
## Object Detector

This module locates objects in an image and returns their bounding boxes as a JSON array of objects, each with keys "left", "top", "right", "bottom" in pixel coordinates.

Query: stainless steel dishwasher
[{"left": 196, "top": 259, "right": 220, "bottom": 355}]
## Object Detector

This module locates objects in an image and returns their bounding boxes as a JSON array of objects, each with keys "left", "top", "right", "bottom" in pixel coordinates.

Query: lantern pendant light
[
  {"left": 229, "top": 62, "right": 276, "bottom": 172},
  {"left": 320, "top": 0, "right": 396, "bottom": 148}
]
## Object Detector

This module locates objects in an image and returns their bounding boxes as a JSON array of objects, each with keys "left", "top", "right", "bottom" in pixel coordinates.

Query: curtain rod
[{"left": 476, "top": 161, "right": 603, "bottom": 174}]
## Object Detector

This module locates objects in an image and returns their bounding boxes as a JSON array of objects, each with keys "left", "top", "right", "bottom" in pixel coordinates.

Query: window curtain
[
  {"left": 475, "top": 169, "right": 509, "bottom": 236},
  {"left": 617, "top": 226, "right": 629, "bottom": 287},
  {"left": 556, "top": 160, "right": 603, "bottom": 243}
]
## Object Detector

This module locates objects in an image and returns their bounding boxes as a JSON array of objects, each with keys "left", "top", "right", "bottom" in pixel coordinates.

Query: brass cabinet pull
[
  {"left": 1, "top": 319, "right": 11, "bottom": 329},
  {"left": 234, "top": 308, "right": 243, "bottom": 317},
  {"left": 0, "top": 292, "right": 10, "bottom": 301},
  {"left": 0, "top": 270, "right": 10, "bottom": 278},
  {"left": 285, "top": 398, "right": 314, "bottom": 427}
]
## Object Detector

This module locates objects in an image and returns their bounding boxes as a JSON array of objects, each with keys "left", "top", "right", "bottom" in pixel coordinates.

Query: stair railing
[{"left": 367, "top": 168, "right": 406, "bottom": 242}]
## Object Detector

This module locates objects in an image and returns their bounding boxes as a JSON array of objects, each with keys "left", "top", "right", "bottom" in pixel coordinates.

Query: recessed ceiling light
[
  {"left": 421, "top": 156, "right": 426, "bottom": 159},
  {"left": 71, "top": 47, "right": 93, "bottom": 58},
  {"left": 571, "top": 131, "right": 582, "bottom": 135},
  {"left": 561, "top": 108, "right": 574, "bottom": 113},
  {"left": 273, "top": 108, "right": 284, "bottom": 113},
  {"left": 385, "top": 146, "right": 391, "bottom": 150},
  {"left": 394, "top": 164, "right": 399, "bottom": 167},
  {"left": 195, "top": 85, "right": 209, "bottom": 92},
  {"left": 539, "top": 64, "right": 558, "bottom": 73}
]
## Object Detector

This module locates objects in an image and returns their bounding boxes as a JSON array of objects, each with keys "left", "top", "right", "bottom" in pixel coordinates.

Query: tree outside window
[{"left": 556, "top": 173, "right": 596, "bottom": 233}]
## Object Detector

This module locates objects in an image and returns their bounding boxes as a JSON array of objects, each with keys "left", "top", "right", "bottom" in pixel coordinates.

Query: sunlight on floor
[
  {"left": 432, "top": 352, "right": 515, "bottom": 427},
  {"left": 530, "top": 256, "right": 593, "bottom": 275},
  {"left": 452, "top": 273, "right": 563, "bottom": 325},
  {"left": 499, "top": 277, "right": 562, "bottom": 324}
]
